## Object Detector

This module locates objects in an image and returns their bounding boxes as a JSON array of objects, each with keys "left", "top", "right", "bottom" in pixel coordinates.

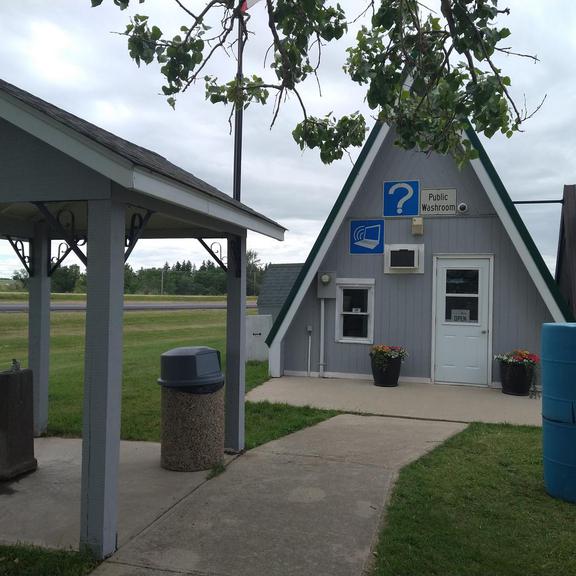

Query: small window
[{"left": 336, "top": 280, "right": 375, "bottom": 343}]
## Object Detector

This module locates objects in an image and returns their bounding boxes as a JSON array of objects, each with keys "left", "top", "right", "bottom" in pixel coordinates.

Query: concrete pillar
[
  {"left": 28, "top": 222, "right": 51, "bottom": 436},
  {"left": 80, "top": 199, "right": 125, "bottom": 559},
  {"left": 225, "top": 234, "right": 246, "bottom": 452}
]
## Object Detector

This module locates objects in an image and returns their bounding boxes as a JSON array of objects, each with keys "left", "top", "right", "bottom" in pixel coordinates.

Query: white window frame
[{"left": 335, "top": 278, "right": 375, "bottom": 344}]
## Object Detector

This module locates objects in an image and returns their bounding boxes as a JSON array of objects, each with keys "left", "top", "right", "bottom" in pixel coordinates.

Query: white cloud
[{"left": 14, "top": 20, "right": 89, "bottom": 87}]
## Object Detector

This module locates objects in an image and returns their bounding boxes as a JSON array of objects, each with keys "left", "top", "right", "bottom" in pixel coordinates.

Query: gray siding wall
[
  {"left": 282, "top": 133, "right": 552, "bottom": 380},
  {"left": 259, "top": 305, "right": 282, "bottom": 323},
  {"left": 0, "top": 118, "right": 111, "bottom": 202}
]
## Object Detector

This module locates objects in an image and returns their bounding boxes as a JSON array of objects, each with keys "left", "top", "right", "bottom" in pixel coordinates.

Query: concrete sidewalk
[
  {"left": 0, "top": 439, "right": 211, "bottom": 550},
  {"left": 247, "top": 377, "right": 541, "bottom": 426},
  {"left": 92, "top": 415, "right": 465, "bottom": 576}
]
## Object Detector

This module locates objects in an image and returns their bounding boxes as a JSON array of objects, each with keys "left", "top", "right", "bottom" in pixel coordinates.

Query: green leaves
[
  {"left": 342, "top": 0, "right": 530, "bottom": 164},
  {"left": 91, "top": 0, "right": 144, "bottom": 9},
  {"left": 269, "top": 0, "right": 347, "bottom": 89},
  {"left": 204, "top": 75, "right": 270, "bottom": 108},
  {"left": 91, "top": 0, "right": 536, "bottom": 166},
  {"left": 120, "top": 11, "right": 211, "bottom": 97},
  {"left": 293, "top": 112, "right": 367, "bottom": 164}
]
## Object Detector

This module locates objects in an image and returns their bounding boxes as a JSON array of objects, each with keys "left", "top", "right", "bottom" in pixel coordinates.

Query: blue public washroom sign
[
  {"left": 383, "top": 180, "right": 420, "bottom": 217},
  {"left": 349, "top": 219, "right": 385, "bottom": 254}
]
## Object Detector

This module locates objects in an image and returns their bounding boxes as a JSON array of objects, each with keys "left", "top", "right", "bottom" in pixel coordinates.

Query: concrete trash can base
[
  {"left": 158, "top": 347, "right": 225, "bottom": 472},
  {"left": 161, "top": 386, "right": 224, "bottom": 471},
  {"left": 0, "top": 368, "right": 38, "bottom": 481}
]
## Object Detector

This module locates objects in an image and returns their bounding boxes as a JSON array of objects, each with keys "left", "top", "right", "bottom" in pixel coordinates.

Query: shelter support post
[
  {"left": 225, "top": 233, "right": 246, "bottom": 452},
  {"left": 28, "top": 222, "right": 51, "bottom": 436},
  {"left": 80, "top": 199, "right": 125, "bottom": 559}
]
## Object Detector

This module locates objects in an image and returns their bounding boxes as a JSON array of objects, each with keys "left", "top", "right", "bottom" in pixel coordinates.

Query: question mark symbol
[{"left": 388, "top": 183, "right": 414, "bottom": 214}]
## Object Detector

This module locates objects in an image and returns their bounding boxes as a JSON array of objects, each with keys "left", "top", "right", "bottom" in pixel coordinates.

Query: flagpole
[{"left": 232, "top": 8, "right": 245, "bottom": 202}]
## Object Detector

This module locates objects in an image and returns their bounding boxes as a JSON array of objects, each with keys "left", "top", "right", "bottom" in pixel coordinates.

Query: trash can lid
[
  {"left": 161, "top": 346, "right": 218, "bottom": 359},
  {"left": 158, "top": 346, "right": 223, "bottom": 389}
]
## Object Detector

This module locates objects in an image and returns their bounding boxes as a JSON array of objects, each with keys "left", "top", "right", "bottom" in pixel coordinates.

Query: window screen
[
  {"left": 342, "top": 289, "right": 368, "bottom": 313},
  {"left": 343, "top": 315, "right": 369, "bottom": 339}
]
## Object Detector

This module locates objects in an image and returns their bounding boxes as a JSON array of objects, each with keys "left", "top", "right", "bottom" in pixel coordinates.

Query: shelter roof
[{"left": 0, "top": 79, "right": 284, "bottom": 241}]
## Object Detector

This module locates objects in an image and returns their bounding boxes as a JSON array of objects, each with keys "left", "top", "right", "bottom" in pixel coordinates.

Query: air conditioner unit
[
  {"left": 385, "top": 244, "right": 424, "bottom": 274},
  {"left": 390, "top": 248, "right": 418, "bottom": 269}
]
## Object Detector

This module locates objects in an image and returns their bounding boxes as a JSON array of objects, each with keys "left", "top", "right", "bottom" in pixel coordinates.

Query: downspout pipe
[
  {"left": 319, "top": 298, "right": 326, "bottom": 377},
  {"left": 306, "top": 325, "right": 312, "bottom": 377}
]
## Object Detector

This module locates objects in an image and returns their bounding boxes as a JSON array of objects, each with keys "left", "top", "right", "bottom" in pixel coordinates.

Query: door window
[{"left": 445, "top": 269, "right": 479, "bottom": 323}]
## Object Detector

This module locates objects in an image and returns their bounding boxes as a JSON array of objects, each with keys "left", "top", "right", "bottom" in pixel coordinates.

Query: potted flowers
[
  {"left": 494, "top": 349, "right": 540, "bottom": 396},
  {"left": 369, "top": 345, "right": 408, "bottom": 387}
]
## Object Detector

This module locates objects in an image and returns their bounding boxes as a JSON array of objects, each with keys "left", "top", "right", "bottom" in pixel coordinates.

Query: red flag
[{"left": 241, "top": 0, "right": 263, "bottom": 12}]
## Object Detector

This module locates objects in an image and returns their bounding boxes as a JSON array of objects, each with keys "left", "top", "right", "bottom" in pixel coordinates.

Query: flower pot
[
  {"left": 371, "top": 356, "right": 402, "bottom": 387},
  {"left": 499, "top": 362, "right": 533, "bottom": 396}
]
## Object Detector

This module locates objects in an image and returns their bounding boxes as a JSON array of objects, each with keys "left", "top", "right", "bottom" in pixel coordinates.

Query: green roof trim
[
  {"left": 265, "top": 122, "right": 385, "bottom": 345},
  {"left": 464, "top": 127, "right": 573, "bottom": 322},
  {"left": 267, "top": 123, "right": 572, "bottom": 348}
]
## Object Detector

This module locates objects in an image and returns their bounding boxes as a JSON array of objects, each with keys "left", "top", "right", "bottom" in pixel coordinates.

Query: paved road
[{"left": 0, "top": 301, "right": 257, "bottom": 313}]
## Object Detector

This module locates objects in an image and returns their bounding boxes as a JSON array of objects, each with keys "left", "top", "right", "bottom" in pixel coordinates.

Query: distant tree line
[{"left": 11, "top": 250, "right": 267, "bottom": 296}]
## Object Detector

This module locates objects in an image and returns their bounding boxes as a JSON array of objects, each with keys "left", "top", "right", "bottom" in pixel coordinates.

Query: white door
[{"left": 434, "top": 257, "right": 491, "bottom": 385}]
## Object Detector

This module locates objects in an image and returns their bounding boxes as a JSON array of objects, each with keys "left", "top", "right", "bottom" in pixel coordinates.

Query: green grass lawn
[
  {"left": 372, "top": 423, "right": 576, "bottom": 576},
  {"left": 0, "top": 309, "right": 334, "bottom": 445},
  {"left": 0, "top": 292, "right": 257, "bottom": 302},
  {"left": 0, "top": 546, "right": 97, "bottom": 576}
]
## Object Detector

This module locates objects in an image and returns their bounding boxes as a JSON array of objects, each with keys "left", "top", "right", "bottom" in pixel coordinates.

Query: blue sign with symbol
[
  {"left": 383, "top": 180, "right": 420, "bottom": 217},
  {"left": 350, "top": 219, "right": 384, "bottom": 254}
]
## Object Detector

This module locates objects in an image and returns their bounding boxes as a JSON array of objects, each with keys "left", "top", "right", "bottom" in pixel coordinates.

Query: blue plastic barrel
[{"left": 541, "top": 323, "right": 576, "bottom": 503}]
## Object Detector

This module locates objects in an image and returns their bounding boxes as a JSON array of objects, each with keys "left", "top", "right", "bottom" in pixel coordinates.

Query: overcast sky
[{"left": 0, "top": 0, "right": 574, "bottom": 277}]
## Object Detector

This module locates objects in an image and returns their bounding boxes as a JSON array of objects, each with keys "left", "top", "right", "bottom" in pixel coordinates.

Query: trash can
[
  {"left": 541, "top": 323, "right": 576, "bottom": 503},
  {"left": 0, "top": 366, "right": 38, "bottom": 480},
  {"left": 158, "top": 347, "right": 224, "bottom": 472}
]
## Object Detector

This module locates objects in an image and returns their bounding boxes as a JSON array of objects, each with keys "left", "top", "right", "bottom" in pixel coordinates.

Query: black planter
[
  {"left": 499, "top": 362, "right": 533, "bottom": 396},
  {"left": 371, "top": 356, "right": 402, "bottom": 387}
]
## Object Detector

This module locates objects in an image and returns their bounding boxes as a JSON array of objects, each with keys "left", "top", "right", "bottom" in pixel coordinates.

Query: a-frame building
[{"left": 267, "top": 123, "right": 571, "bottom": 386}]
